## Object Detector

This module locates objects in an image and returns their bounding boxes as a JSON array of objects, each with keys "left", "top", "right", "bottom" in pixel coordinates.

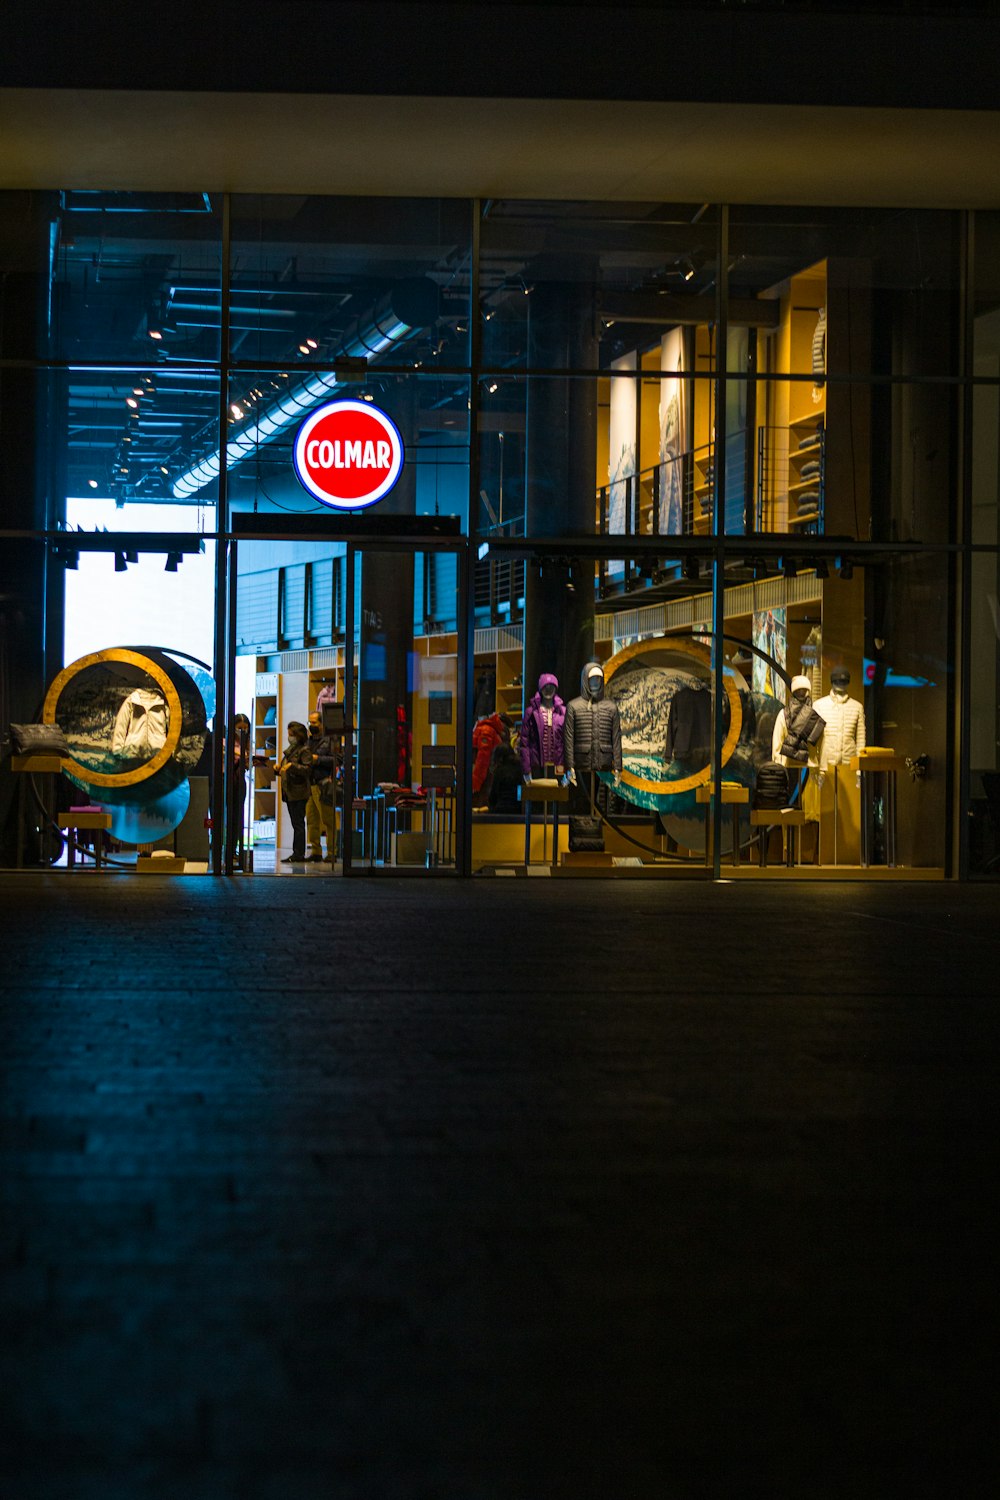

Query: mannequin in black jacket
[{"left": 563, "top": 662, "right": 622, "bottom": 823}]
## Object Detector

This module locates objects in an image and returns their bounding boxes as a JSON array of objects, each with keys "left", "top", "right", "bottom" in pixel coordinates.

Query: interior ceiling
[{"left": 2, "top": 90, "right": 1000, "bottom": 207}]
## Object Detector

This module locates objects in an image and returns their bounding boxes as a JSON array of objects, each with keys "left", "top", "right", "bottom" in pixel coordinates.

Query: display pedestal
[
  {"left": 57, "top": 811, "right": 113, "bottom": 869},
  {"left": 697, "top": 782, "right": 749, "bottom": 868},
  {"left": 10, "top": 753, "right": 67, "bottom": 868},
  {"left": 524, "top": 777, "right": 569, "bottom": 872},
  {"left": 750, "top": 808, "right": 807, "bottom": 867},
  {"left": 852, "top": 751, "right": 907, "bottom": 867}
]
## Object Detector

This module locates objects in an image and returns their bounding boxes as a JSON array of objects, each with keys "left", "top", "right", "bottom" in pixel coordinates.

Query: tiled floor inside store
[{"left": 2, "top": 875, "right": 996, "bottom": 1499}]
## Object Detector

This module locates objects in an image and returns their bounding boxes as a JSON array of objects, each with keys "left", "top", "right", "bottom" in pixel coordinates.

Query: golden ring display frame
[
  {"left": 42, "top": 648, "right": 184, "bottom": 789},
  {"left": 602, "top": 636, "right": 744, "bottom": 798}
]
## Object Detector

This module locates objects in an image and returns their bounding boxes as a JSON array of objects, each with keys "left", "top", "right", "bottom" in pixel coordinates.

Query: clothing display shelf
[
  {"left": 252, "top": 672, "right": 278, "bottom": 843},
  {"left": 786, "top": 413, "right": 825, "bottom": 534},
  {"left": 474, "top": 624, "right": 524, "bottom": 720}
]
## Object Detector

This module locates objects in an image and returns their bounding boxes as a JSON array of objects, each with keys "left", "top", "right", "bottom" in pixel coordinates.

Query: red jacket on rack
[{"left": 472, "top": 713, "right": 506, "bottom": 794}]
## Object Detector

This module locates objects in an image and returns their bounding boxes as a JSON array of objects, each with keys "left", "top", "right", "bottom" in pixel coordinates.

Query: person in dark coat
[{"left": 276, "top": 720, "right": 312, "bottom": 864}]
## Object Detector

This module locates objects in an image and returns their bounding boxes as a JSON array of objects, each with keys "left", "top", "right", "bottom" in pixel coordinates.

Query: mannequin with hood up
[
  {"left": 520, "top": 673, "right": 566, "bottom": 783},
  {"left": 771, "top": 673, "right": 825, "bottom": 826},
  {"left": 563, "top": 662, "right": 623, "bottom": 821}
]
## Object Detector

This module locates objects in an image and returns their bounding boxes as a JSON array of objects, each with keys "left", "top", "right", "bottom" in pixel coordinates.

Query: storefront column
[
  {"left": 0, "top": 196, "right": 60, "bottom": 863},
  {"left": 359, "top": 381, "right": 417, "bottom": 789},
  {"left": 524, "top": 270, "right": 598, "bottom": 693}
]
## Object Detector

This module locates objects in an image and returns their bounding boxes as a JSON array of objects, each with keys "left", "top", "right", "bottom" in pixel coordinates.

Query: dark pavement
[{"left": 1, "top": 874, "right": 997, "bottom": 1499}]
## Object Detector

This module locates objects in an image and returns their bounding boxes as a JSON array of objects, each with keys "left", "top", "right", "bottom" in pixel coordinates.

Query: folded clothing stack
[
  {"left": 798, "top": 428, "right": 823, "bottom": 453},
  {"left": 799, "top": 459, "right": 822, "bottom": 480}
]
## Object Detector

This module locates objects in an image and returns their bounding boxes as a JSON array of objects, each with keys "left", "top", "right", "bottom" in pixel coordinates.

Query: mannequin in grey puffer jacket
[{"left": 563, "top": 661, "right": 623, "bottom": 780}]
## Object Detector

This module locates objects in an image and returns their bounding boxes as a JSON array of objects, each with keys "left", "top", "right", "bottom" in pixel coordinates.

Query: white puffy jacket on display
[
  {"left": 813, "top": 690, "right": 866, "bottom": 769},
  {"left": 112, "top": 688, "right": 168, "bottom": 758}
]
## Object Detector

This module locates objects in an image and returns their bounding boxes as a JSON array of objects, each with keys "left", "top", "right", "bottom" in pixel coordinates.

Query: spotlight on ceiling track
[
  {"left": 88, "top": 479, "right": 99, "bottom": 489},
  {"left": 115, "top": 552, "right": 128, "bottom": 572},
  {"left": 164, "top": 551, "right": 181, "bottom": 573},
  {"left": 837, "top": 557, "right": 854, "bottom": 580},
  {"left": 148, "top": 329, "right": 163, "bottom": 341},
  {"left": 683, "top": 556, "right": 700, "bottom": 582}
]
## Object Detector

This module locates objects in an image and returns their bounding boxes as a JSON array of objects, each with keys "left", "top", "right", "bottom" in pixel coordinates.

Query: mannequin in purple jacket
[{"left": 519, "top": 673, "right": 566, "bottom": 783}]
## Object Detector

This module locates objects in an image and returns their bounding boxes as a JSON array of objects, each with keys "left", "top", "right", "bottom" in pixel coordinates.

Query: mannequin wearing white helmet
[{"left": 771, "top": 674, "right": 825, "bottom": 825}]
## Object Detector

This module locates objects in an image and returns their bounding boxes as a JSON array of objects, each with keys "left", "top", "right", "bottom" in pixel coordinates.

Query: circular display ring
[
  {"left": 43, "top": 648, "right": 184, "bottom": 789},
  {"left": 603, "top": 636, "right": 744, "bottom": 797}
]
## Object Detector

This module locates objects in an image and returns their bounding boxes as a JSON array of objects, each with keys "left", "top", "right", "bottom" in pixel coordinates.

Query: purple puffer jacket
[{"left": 519, "top": 673, "right": 566, "bottom": 777}]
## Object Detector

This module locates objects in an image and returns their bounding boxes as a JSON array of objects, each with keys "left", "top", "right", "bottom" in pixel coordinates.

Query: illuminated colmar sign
[{"left": 293, "top": 399, "right": 404, "bottom": 509}]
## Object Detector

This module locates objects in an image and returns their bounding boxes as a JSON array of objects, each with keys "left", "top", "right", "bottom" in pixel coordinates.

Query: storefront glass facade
[{"left": 0, "top": 191, "right": 996, "bottom": 878}]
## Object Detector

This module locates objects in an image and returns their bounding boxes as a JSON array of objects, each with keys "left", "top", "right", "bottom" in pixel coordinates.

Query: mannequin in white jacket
[
  {"left": 813, "top": 667, "right": 866, "bottom": 786},
  {"left": 771, "top": 674, "right": 824, "bottom": 824},
  {"left": 111, "top": 687, "right": 168, "bottom": 759}
]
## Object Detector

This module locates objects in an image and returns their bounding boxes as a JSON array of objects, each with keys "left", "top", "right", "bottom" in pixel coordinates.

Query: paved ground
[{"left": 1, "top": 874, "right": 997, "bottom": 1499}]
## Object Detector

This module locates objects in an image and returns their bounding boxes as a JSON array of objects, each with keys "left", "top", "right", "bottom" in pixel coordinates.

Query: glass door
[{"left": 344, "top": 543, "right": 468, "bottom": 875}]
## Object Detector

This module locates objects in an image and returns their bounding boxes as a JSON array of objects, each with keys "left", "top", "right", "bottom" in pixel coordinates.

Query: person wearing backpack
[{"left": 276, "top": 720, "right": 312, "bottom": 865}]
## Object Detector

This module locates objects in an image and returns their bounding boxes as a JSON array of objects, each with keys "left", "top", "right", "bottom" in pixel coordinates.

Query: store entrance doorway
[{"left": 230, "top": 534, "right": 468, "bottom": 878}]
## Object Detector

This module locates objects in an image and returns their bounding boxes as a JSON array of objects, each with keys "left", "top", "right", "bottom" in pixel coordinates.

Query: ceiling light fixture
[
  {"left": 126, "top": 397, "right": 139, "bottom": 409},
  {"left": 148, "top": 329, "right": 163, "bottom": 340}
]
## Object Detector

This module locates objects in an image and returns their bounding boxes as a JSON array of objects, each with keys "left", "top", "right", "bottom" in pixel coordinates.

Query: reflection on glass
[
  {"left": 228, "top": 195, "right": 471, "bottom": 369},
  {"left": 480, "top": 200, "right": 718, "bottom": 374},
  {"left": 728, "top": 207, "right": 960, "bottom": 378}
]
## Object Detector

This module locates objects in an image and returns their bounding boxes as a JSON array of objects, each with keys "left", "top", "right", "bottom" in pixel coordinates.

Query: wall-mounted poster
[
  {"left": 608, "top": 350, "right": 636, "bottom": 535},
  {"left": 659, "top": 329, "right": 687, "bottom": 535},
  {"left": 752, "top": 607, "right": 787, "bottom": 702}
]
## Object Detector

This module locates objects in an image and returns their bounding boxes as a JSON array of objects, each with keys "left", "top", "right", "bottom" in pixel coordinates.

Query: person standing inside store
[
  {"left": 227, "top": 712, "right": 251, "bottom": 868},
  {"left": 305, "top": 709, "right": 338, "bottom": 863},
  {"left": 276, "top": 720, "right": 312, "bottom": 865}
]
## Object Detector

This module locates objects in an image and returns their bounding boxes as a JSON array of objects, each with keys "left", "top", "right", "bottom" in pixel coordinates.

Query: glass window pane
[
  {"left": 0, "top": 189, "right": 222, "bottom": 362},
  {"left": 968, "top": 548, "right": 1000, "bottom": 877},
  {"left": 729, "top": 206, "right": 961, "bottom": 378},
  {"left": 65, "top": 368, "right": 220, "bottom": 524},
  {"left": 732, "top": 377, "right": 957, "bottom": 544},
  {"left": 210, "top": 371, "right": 469, "bottom": 527},
  {"left": 3, "top": 528, "right": 217, "bottom": 872},
  {"left": 480, "top": 201, "right": 718, "bottom": 375},
  {"left": 229, "top": 196, "right": 471, "bottom": 371}
]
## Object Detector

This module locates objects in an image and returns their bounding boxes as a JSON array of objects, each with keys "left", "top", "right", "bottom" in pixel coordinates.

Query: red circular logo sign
[{"left": 293, "top": 400, "right": 404, "bottom": 510}]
